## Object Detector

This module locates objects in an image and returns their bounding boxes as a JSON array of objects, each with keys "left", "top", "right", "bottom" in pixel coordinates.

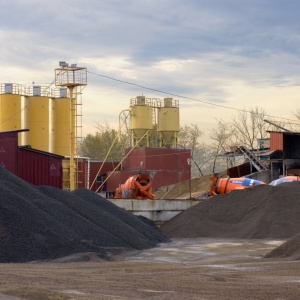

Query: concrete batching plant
[{"left": 128, "top": 96, "right": 180, "bottom": 149}]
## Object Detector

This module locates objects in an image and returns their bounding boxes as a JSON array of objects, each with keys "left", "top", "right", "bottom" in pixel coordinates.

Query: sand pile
[
  {"left": 158, "top": 172, "right": 227, "bottom": 200},
  {"left": 0, "top": 167, "right": 168, "bottom": 263},
  {"left": 160, "top": 182, "right": 300, "bottom": 239}
]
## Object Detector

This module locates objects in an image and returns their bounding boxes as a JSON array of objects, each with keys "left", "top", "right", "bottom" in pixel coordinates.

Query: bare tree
[
  {"left": 210, "top": 119, "right": 234, "bottom": 173},
  {"left": 231, "top": 106, "right": 270, "bottom": 149},
  {"left": 178, "top": 124, "right": 210, "bottom": 177}
]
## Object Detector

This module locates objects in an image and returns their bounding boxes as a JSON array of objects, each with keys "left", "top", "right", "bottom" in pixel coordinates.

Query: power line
[{"left": 87, "top": 70, "right": 300, "bottom": 125}]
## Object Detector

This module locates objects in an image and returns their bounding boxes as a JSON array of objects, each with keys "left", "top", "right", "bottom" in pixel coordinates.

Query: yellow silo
[
  {"left": 157, "top": 98, "right": 180, "bottom": 148},
  {"left": 130, "top": 96, "right": 153, "bottom": 147},
  {"left": 52, "top": 88, "right": 70, "bottom": 156},
  {"left": 24, "top": 86, "right": 51, "bottom": 152},
  {"left": 0, "top": 84, "right": 23, "bottom": 144}
]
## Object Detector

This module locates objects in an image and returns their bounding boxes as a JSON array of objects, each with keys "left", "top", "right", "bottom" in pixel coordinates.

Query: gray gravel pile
[
  {"left": 264, "top": 232, "right": 300, "bottom": 260},
  {"left": 161, "top": 182, "right": 300, "bottom": 239},
  {"left": 0, "top": 167, "right": 168, "bottom": 263}
]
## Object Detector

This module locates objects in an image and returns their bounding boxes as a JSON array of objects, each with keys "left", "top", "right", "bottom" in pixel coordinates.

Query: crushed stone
[
  {"left": 160, "top": 182, "right": 300, "bottom": 240},
  {"left": 0, "top": 167, "right": 168, "bottom": 263}
]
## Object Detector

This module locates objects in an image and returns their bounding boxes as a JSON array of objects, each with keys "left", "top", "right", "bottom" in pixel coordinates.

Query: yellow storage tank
[
  {"left": 130, "top": 96, "right": 153, "bottom": 147},
  {"left": 24, "top": 93, "right": 51, "bottom": 152},
  {"left": 157, "top": 98, "right": 180, "bottom": 148},
  {"left": 52, "top": 90, "right": 70, "bottom": 156},
  {"left": 0, "top": 86, "right": 23, "bottom": 144}
]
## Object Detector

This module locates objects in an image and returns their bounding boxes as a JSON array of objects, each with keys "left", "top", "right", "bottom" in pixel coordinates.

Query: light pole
[{"left": 187, "top": 157, "right": 192, "bottom": 199}]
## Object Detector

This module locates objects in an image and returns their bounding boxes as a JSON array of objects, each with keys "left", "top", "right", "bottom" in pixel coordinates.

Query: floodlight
[{"left": 59, "top": 61, "right": 68, "bottom": 67}]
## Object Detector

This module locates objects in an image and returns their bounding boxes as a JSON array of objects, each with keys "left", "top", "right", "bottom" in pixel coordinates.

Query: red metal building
[
  {"left": 269, "top": 131, "right": 284, "bottom": 151},
  {"left": 106, "top": 147, "right": 191, "bottom": 192},
  {"left": 18, "top": 146, "right": 63, "bottom": 188},
  {"left": 267, "top": 131, "right": 300, "bottom": 177},
  {"left": 0, "top": 130, "right": 21, "bottom": 174},
  {"left": 77, "top": 160, "right": 120, "bottom": 192},
  {"left": 0, "top": 129, "right": 63, "bottom": 188}
]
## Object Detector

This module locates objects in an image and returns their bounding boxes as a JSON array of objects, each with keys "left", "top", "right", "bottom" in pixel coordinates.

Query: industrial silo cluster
[
  {"left": 0, "top": 83, "right": 71, "bottom": 156},
  {"left": 0, "top": 80, "right": 186, "bottom": 192},
  {"left": 129, "top": 95, "right": 180, "bottom": 148}
]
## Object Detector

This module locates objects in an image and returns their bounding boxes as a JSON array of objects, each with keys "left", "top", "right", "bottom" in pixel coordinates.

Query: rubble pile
[{"left": 0, "top": 167, "right": 168, "bottom": 263}]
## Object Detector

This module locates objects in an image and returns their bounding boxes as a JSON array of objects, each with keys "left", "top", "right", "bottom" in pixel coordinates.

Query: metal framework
[{"left": 54, "top": 63, "right": 87, "bottom": 191}]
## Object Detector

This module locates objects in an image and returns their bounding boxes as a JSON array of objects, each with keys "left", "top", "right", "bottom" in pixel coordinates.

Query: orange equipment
[
  {"left": 114, "top": 172, "right": 155, "bottom": 200},
  {"left": 209, "top": 174, "right": 265, "bottom": 197},
  {"left": 269, "top": 176, "right": 300, "bottom": 186}
]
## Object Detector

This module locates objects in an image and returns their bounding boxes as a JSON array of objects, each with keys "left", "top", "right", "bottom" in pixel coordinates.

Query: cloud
[{"left": 1, "top": 0, "right": 300, "bottom": 140}]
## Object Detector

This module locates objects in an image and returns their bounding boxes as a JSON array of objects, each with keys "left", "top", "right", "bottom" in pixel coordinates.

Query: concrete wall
[{"left": 245, "top": 169, "right": 271, "bottom": 184}]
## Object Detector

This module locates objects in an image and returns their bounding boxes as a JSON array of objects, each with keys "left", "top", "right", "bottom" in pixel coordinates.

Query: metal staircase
[{"left": 238, "top": 146, "right": 267, "bottom": 171}]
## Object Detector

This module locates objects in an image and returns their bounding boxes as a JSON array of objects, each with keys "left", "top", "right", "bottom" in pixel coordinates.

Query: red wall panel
[
  {"left": 18, "top": 148, "right": 63, "bottom": 188},
  {"left": 106, "top": 147, "right": 191, "bottom": 191},
  {"left": 0, "top": 131, "right": 18, "bottom": 174},
  {"left": 77, "top": 160, "right": 120, "bottom": 191},
  {"left": 270, "top": 132, "right": 283, "bottom": 151}
]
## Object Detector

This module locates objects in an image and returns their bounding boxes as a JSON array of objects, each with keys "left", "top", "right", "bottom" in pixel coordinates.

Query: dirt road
[{"left": 0, "top": 238, "right": 299, "bottom": 300}]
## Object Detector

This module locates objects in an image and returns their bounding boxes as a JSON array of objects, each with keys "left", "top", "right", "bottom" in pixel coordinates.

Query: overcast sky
[{"left": 1, "top": 0, "right": 300, "bottom": 138}]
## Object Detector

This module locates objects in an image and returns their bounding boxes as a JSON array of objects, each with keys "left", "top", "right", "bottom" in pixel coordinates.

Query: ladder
[{"left": 238, "top": 146, "right": 267, "bottom": 171}]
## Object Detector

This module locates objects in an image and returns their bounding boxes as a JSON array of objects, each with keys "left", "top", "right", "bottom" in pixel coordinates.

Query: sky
[{"left": 1, "top": 0, "right": 300, "bottom": 140}]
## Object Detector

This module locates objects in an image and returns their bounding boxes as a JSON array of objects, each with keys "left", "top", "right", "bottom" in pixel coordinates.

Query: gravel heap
[
  {"left": 264, "top": 233, "right": 300, "bottom": 260},
  {"left": 160, "top": 182, "right": 300, "bottom": 240},
  {"left": 0, "top": 167, "right": 168, "bottom": 263}
]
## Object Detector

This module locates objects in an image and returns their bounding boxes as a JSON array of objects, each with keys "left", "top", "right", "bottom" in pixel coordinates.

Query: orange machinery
[
  {"left": 209, "top": 174, "right": 265, "bottom": 196},
  {"left": 114, "top": 172, "right": 155, "bottom": 200}
]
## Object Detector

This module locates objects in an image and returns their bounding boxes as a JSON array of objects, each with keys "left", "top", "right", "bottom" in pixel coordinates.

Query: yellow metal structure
[
  {"left": 0, "top": 93, "right": 23, "bottom": 144},
  {"left": 157, "top": 98, "right": 180, "bottom": 148},
  {"left": 55, "top": 63, "right": 87, "bottom": 191},
  {"left": 130, "top": 96, "right": 153, "bottom": 147},
  {"left": 52, "top": 96, "right": 70, "bottom": 156},
  {"left": 62, "top": 159, "right": 70, "bottom": 190},
  {"left": 24, "top": 96, "right": 50, "bottom": 152}
]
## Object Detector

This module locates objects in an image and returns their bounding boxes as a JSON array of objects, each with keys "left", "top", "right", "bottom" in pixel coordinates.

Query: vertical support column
[{"left": 69, "top": 86, "right": 76, "bottom": 191}]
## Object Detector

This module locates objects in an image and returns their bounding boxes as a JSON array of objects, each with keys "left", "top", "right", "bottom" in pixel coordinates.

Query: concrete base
[{"left": 107, "top": 199, "right": 200, "bottom": 224}]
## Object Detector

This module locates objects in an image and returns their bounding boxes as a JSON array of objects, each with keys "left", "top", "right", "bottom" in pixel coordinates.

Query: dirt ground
[{"left": 1, "top": 238, "right": 300, "bottom": 300}]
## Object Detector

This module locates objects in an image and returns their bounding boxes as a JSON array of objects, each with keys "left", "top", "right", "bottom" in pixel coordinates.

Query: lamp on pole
[{"left": 187, "top": 157, "right": 193, "bottom": 199}]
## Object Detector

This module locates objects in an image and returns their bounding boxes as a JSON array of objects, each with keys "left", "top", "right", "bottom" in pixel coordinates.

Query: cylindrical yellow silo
[
  {"left": 130, "top": 96, "right": 153, "bottom": 147},
  {"left": 52, "top": 91, "right": 70, "bottom": 156},
  {"left": 0, "top": 89, "right": 23, "bottom": 144},
  {"left": 157, "top": 98, "right": 180, "bottom": 148},
  {"left": 24, "top": 94, "right": 51, "bottom": 152}
]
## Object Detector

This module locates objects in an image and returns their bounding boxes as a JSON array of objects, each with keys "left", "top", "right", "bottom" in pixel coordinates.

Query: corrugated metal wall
[
  {"left": 270, "top": 132, "right": 283, "bottom": 151},
  {"left": 77, "top": 160, "right": 120, "bottom": 191},
  {"left": 0, "top": 131, "right": 18, "bottom": 174},
  {"left": 106, "top": 147, "right": 191, "bottom": 191},
  {"left": 122, "top": 148, "right": 191, "bottom": 171},
  {"left": 18, "top": 147, "right": 63, "bottom": 188}
]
